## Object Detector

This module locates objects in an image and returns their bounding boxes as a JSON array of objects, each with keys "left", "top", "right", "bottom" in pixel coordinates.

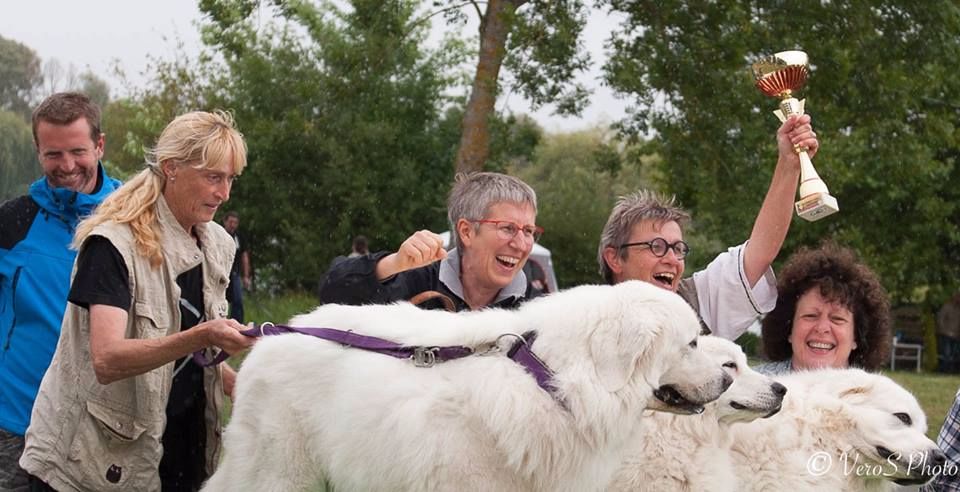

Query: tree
[
  {"left": 604, "top": 0, "right": 960, "bottom": 305},
  {"left": 0, "top": 35, "right": 42, "bottom": 118},
  {"left": 41, "top": 59, "right": 79, "bottom": 96},
  {"left": 0, "top": 110, "right": 37, "bottom": 201},
  {"left": 440, "top": 104, "right": 545, "bottom": 174},
  {"left": 101, "top": 46, "right": 214, "bottom": 177},
  {"left": 78, "top": 71, "right": 111, "bottom": 110},
  {"left": 447, "top": 0, "right": 591, "bottom": 173},
  {"left": 195, "top": 0, "right": 464, "bottom": 289}
]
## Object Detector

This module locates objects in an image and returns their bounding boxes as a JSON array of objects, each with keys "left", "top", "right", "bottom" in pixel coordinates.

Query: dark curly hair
[{"left": 761, "top": 242, "right": 892, "bottom": 371}]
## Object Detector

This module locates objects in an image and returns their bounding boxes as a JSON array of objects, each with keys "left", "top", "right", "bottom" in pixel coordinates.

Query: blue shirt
[{"left": 0, "top": 165, "right": 121, "bottom": 435}]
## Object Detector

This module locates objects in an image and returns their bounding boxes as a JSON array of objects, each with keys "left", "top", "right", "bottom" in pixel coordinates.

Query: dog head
[
  {"left": 585, "top": 281, "right": 731, "bottom": 414},
  {"left": 786, "top": 369, "right": 945, "bottom": 486},
  {"left": 691, "top": 336, "right": 787, "bottom": 424}
]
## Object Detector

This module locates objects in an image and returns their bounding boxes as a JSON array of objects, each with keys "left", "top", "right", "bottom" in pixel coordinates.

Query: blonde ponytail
[{"left": 74, "top": 166, "right": 166, "bottom": 267}]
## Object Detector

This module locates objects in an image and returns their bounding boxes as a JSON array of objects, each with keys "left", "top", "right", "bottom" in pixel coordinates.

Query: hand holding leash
[{"left": 203, "top": 318, "right": 257, "bottom": 355}]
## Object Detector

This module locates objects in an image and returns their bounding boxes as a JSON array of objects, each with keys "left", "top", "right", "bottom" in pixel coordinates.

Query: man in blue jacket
[{"left": 0, "top": 92, "right": 121, "bottom": 491}]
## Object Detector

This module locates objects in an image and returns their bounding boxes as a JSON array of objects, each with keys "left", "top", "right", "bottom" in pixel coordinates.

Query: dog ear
[
  {"left": 837, "top": 384, "right": 872, "bottom": 405},
  {"left": 589, "top": 316, "right": 655, "bottom": 392}
]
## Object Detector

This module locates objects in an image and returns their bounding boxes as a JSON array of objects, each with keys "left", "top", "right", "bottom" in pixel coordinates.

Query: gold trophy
[{"left": 752, "top": 50, "right": 838, "bottom": 221}]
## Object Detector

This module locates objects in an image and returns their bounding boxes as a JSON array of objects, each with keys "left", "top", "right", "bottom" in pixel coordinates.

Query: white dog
[
  {"left": 201, "top": 281, "right": 731, "bottom": 492},
  {"left": 608, "top": 336, "right": 787, "bottom": 492},
  {"left": 729, "top": 368, "right": 947, "bottom": 491}
]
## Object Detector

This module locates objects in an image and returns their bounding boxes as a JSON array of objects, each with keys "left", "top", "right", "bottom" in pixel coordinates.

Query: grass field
[
  {"left": 229, "top": 291, "right": 959, "bottom": 441},
  {"left": 244, "top": 290, "right": 320, "bottom": 327}
]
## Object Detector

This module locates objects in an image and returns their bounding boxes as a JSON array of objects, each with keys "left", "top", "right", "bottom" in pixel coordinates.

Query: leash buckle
[{"left": 411, "top": 347, "right": 438, "bottom": 367}]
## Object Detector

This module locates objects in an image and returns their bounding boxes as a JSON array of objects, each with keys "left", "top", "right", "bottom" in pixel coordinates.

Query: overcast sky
[{"left": 0, "top": 1, "right": 628, "bottom": 132}]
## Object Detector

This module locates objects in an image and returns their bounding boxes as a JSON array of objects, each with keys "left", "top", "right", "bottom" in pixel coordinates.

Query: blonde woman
[{"left": 20, "top": 111, "right": 255, "bottom": 492}]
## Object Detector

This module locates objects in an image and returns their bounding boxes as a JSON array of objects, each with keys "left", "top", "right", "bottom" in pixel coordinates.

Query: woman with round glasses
[
  {"left": 320, "top": 172, "right": 543, "bottom": 311},
  {"left": 598, "top": 114, "right": 820, "bottom": 339}
]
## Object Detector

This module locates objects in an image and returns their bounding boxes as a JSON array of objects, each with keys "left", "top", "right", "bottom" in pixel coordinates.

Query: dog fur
[
  {"left": 728, "top": 368, "right": 946, "bottom": 491},
  {"left": 608, "top": 336, "right": 787, "bottom": 492},
  {"left": 200, "top": 281, "right": 730, "bottom": 492}
]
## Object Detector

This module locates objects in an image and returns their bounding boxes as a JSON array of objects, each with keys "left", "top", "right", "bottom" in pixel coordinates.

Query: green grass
[{"left": 244, "top": 290, "right": 320, "bottom": 327}]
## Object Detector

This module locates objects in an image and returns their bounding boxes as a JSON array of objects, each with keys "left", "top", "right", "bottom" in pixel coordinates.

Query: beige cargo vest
[{"left": 20, "top": 196, "right": 236, "bottom": 492}]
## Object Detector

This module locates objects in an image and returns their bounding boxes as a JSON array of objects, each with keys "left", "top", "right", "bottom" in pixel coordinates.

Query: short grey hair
[
  {"left": 447, "top": 172, "right": 538, "bottom": 251},
  {"left": 597, "top": 190, "right": 690, "bottom": 284}
]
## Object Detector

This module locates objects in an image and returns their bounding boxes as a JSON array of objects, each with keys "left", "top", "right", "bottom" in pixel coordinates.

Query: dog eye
[
  {"left": 893, "top": 412, "right": 912, "bottom": 426},
  {"left": 688, "top": 339, "right": 698, "bottom": 348},
  {"left": 722, "top": 362, "right": 737, "bottom": 369}
]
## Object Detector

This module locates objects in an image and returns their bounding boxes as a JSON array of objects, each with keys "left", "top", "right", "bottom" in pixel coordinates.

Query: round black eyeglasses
[{"left": 618, "top": 237, "right": 690, "bottom": 259}]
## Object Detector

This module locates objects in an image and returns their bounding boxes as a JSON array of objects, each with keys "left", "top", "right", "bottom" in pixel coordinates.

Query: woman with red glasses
[{"left": 320, "top": 172, "right": 543, "bottom": 312}]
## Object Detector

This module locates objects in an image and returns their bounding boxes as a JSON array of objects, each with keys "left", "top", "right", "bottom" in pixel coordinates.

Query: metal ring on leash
[
  {"left": 258, "top": 321, "right": 275, "bottom": 338},
  {"left": 475, "top": 333, "right": 526, "bottom": 356},
  {"left": 472, "top": 333, "right": 527, "bottom": 357},
  {"left": 496, "top": 333, "right": 527, "bottom": 346}
]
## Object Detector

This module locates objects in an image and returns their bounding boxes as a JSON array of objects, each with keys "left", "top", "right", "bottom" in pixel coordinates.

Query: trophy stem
[
  {"left": 794, "top": 149, "right": 839, "bottom": 221},
  {"left": 778, "top": 96, "right": 804, "bottom": 119},
  {"left": 797, "top": 151, "right": 829, "bottom": 198}
]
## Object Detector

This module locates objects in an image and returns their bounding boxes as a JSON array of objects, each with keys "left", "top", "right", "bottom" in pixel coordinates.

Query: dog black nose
[{"left": 771, "top": 382, "right": 787, "bottom": 397}]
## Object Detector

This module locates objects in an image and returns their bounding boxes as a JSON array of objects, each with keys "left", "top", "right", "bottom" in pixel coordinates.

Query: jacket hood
[{"left": 28, "top": 163, "right": 122, "bottom": 230}]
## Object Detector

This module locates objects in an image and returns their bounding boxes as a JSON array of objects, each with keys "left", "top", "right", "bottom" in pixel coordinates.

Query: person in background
[
  {"left": 938, "top": 293, "right": 960, "bottom": 373},
  {"left": 0, "top": 92, "right": 121, "bottom": 492},
  {"left": 19, "top": 111, "right": 254, "bottom": 491},
  {"left": 349, "top": 235, "right": 369, "bottom": 257},
  {"left": 222, "top": 211, "right": 251, "bottom": 323},
  {"left": 320, "top": 172, "right": 542, "bottom": 312},
  {"left": 755, "top": 242, "right": 892, "bottom": 375},
  {"left": 597, "top": 115, "right": 819, "bottom": 340}
]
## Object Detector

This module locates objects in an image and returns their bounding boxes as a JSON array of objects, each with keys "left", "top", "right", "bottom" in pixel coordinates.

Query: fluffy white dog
[
  {"left": 729, "top": 368, "right": 947, "bottom": 491},
  {"left": 608, "top": 336, "right": 787, "bottom": 492},
  {"left": 201, "top": 281, "right": 731, "bottom": 492}
]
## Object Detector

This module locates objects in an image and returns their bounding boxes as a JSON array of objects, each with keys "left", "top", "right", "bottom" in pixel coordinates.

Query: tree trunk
[{"left": 454, "top": 0, "right": 524, "bottom": 174}]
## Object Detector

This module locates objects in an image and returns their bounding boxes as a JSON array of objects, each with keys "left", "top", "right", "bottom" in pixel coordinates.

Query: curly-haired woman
[{"left": 756, "top": 243, "right": 892, "bottom": 375}]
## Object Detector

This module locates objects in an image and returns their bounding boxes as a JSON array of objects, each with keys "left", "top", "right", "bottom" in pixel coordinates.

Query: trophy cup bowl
[
  {"left": 751, "top": 50, "right": 838, "bottom": 221},
  {"left": 752, "top": 50, "right": 809, "bottom": 97}
]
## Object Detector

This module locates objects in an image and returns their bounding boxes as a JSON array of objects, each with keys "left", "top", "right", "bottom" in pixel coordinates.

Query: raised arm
[{"left": 743, "top": 114, "right": 819, "bottom": 286}]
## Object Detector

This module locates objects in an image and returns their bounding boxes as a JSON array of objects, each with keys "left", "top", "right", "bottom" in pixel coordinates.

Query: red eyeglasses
[{"left": 471, "top": 219, "right": 544, "bottom": 242}]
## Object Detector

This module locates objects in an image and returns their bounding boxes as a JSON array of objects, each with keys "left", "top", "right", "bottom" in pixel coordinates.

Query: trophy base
[{"left": 795, "top": 193, "right": 839, "bottom": 222}]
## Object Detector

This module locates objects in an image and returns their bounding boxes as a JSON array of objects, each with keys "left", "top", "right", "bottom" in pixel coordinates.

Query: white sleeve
[{"left": 691, "top": 242, "right": 777, "bottom": 340}]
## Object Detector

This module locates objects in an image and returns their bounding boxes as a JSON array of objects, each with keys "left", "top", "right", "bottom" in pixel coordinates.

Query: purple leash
[
  {"left": 193, "top": 324, "right": 565, "bottom": 406},
  {"left": 192, "top": 323, "right": 473, "bottom": 367}
]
